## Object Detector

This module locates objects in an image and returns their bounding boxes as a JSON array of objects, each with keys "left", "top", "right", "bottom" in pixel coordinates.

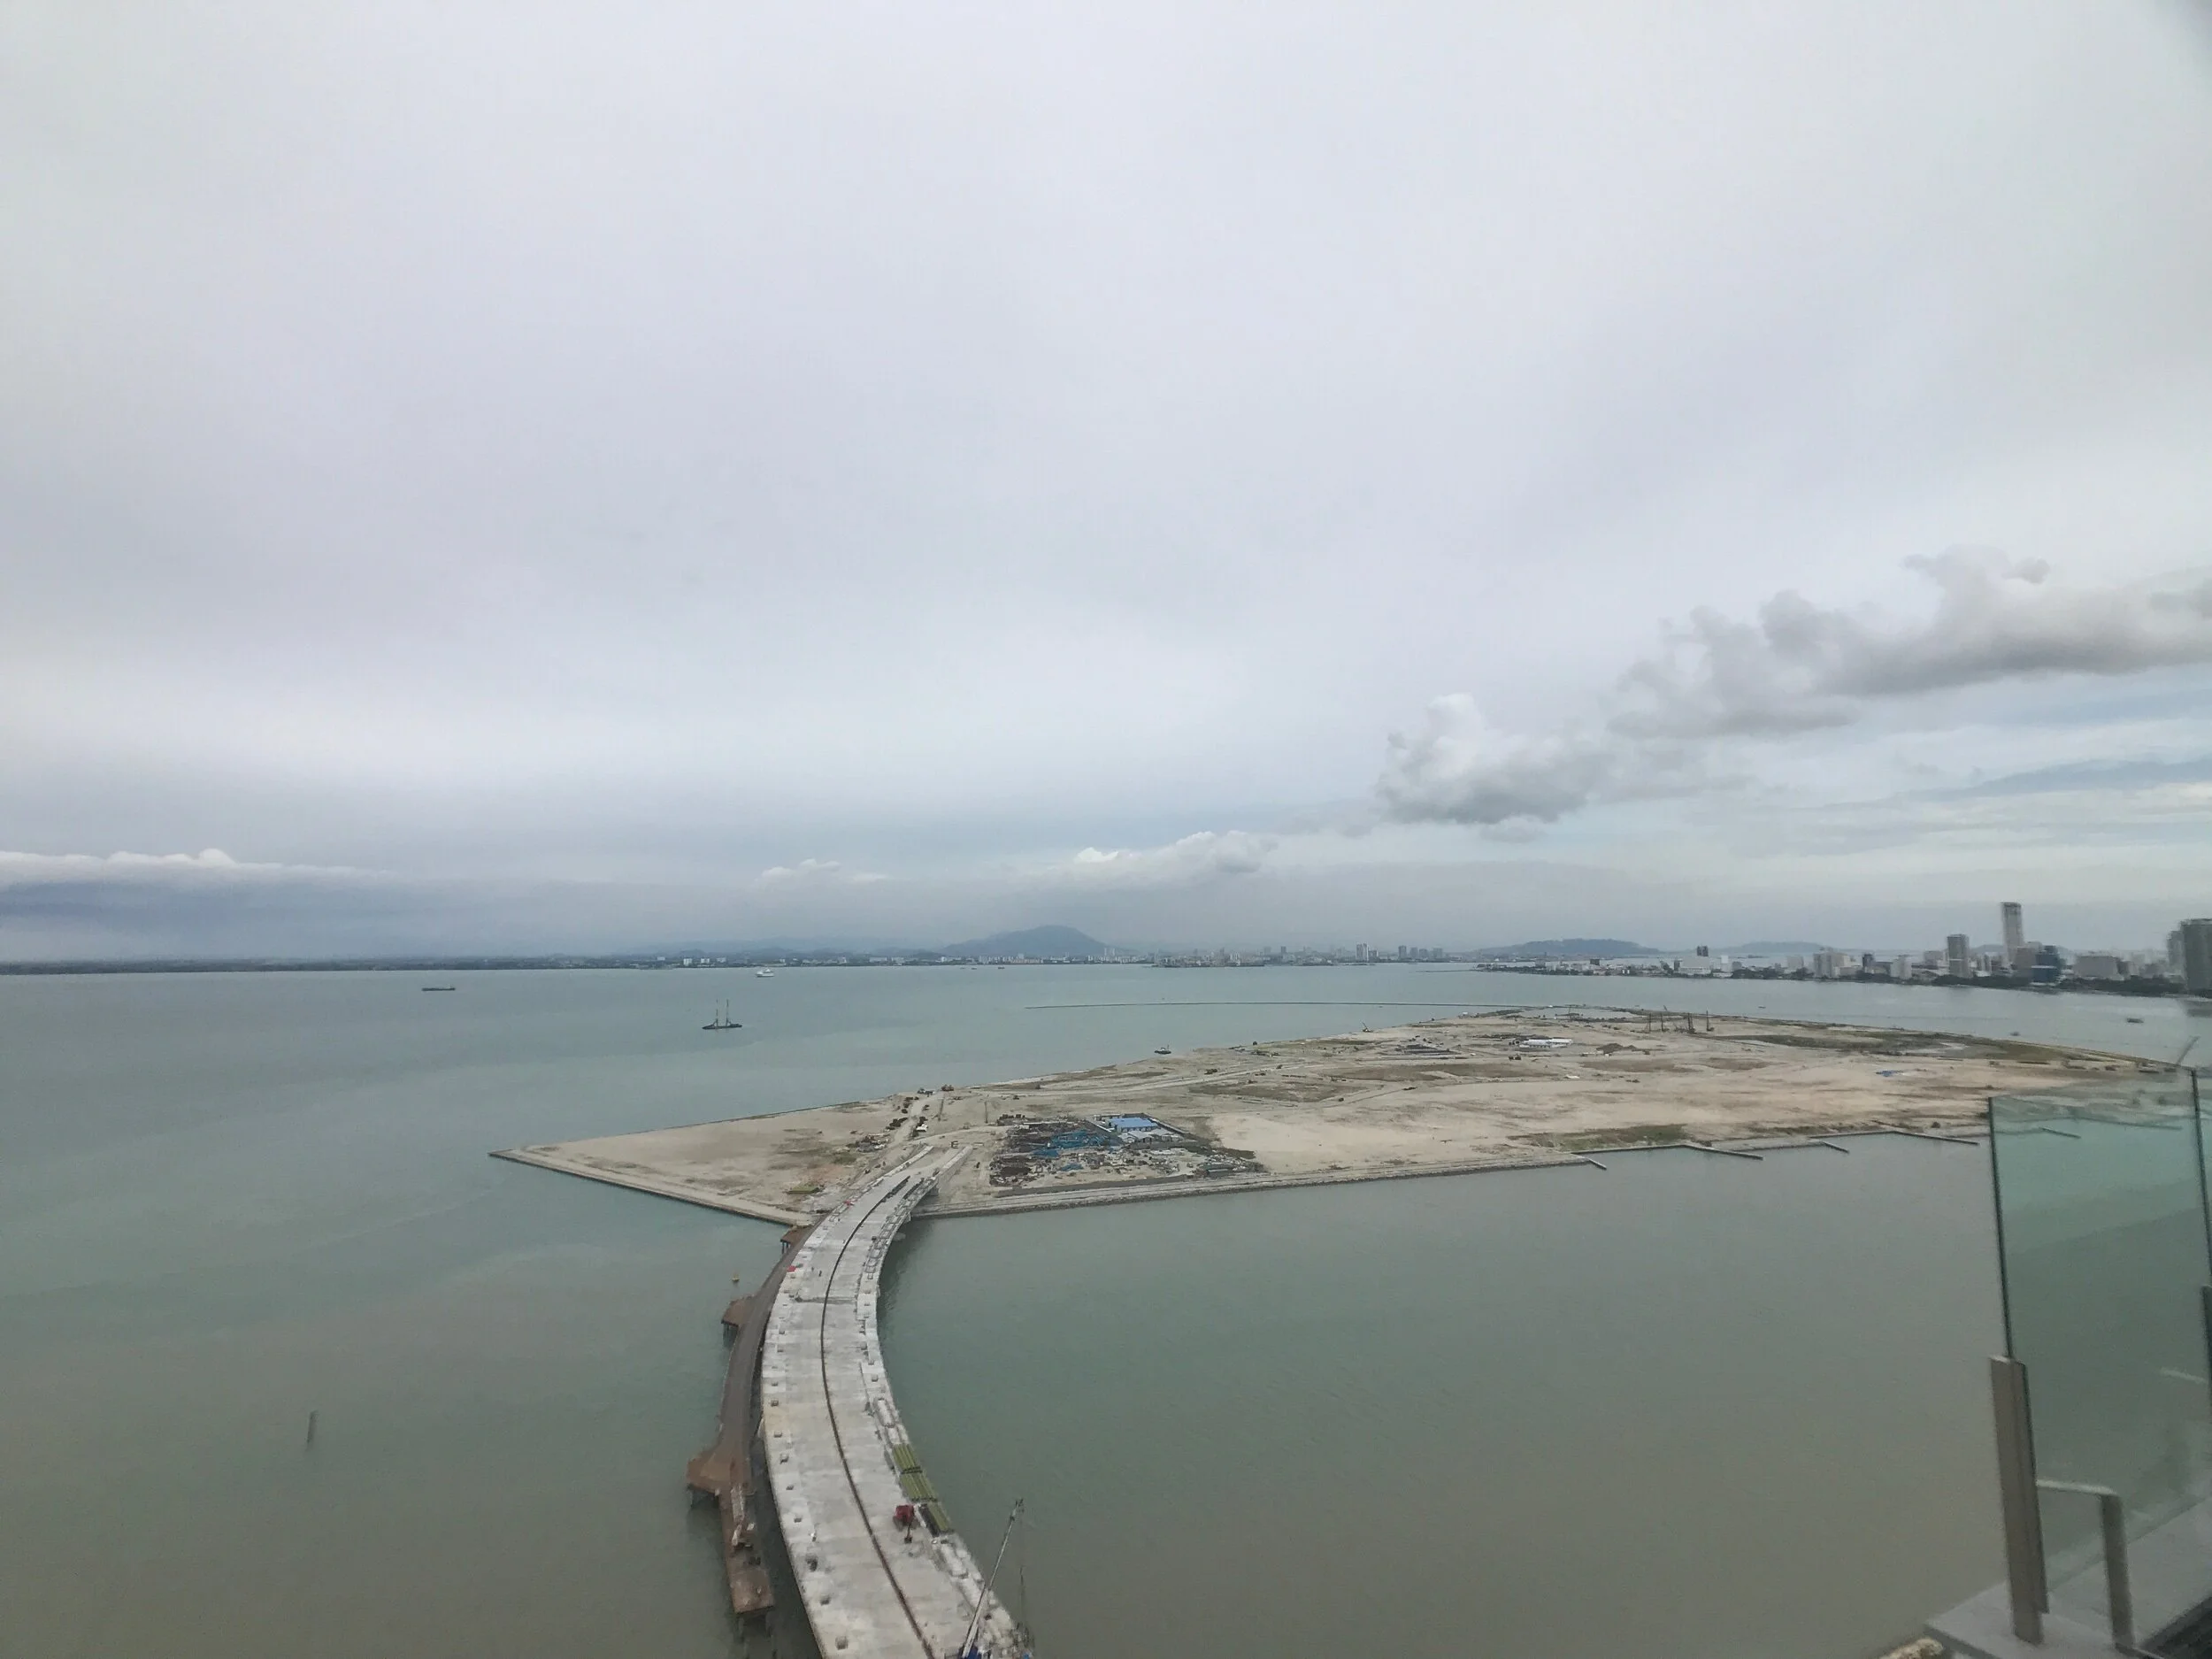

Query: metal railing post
[
  {"left": 2035, "top": 1480, "right": 2135, "bottom": 1653},
  {"left": 1992, "top": 1355, "right": 2047, "bottom": 1642},
  {"left": 2097, "top": 1489, "right": 2136, "bottom": 1654},
  {"left": 2200, "top": 1285, "right": 2212, "bottom": 1426}
]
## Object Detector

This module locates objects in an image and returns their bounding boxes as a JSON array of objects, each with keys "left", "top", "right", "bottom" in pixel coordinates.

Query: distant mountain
[
  {"left": 1471, "top": 938, "right": 1663, "bottom": 959},
  {"left": 939, "top": 925, "right": 1110, "bottom": 959}
]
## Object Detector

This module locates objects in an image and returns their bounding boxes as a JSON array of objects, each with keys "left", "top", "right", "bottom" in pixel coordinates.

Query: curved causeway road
[{"left": 760, "top": 1150, "right": 1025, "bottom": 1658}]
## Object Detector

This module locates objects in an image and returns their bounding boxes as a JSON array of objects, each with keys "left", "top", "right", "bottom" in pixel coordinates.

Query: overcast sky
[{"left": 5, "top": 1, "right": 2212, "bottom": 957}]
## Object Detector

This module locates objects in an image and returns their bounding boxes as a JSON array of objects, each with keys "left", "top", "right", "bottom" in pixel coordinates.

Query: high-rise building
[
  {"left": 1946, "top": 933, "right": 1971, "bottom": 978},
  {"left": 2001, "top": 902, "right": 2025, "bottom": 956},
  {"left": 2182, "top": 919, "right": 2212, "bottom": 996}
]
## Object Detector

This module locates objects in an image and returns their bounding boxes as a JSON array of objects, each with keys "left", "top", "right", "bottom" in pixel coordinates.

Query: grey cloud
[
  {"left": 1617, "top": 552, "right": 2212, "bottom": 739},
  {"left": 0, "top": 847, "right": 361, "bottom": 884},
  {"left": 1383, "top": 557, "right": 2212, "bottom": 825},
  {"left": 1378, "top": 700, "right": 1629, "bottom": 826},
  {"left": 1954, "top": 755, "right": 2212, "bottom": 798},
  {"left": 1708, "top": 775, "right": 2212, "bottom": 860},
  {"left": 0, "top": 848, "right": 405, "bottom": 959}
]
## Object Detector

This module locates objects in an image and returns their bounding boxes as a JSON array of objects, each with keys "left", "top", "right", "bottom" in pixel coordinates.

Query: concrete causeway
[{"left": 760, "top": 1150, "right": 1025, "bottom": 1658}]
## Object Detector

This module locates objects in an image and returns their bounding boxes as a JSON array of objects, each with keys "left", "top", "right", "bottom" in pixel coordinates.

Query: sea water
[{"left": 0, "top": 965, "right": 2201, "bottom": 1657}]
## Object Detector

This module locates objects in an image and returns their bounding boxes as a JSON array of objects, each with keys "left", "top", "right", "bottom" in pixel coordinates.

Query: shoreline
[
  {"left": 499, "top": 1123, "right": 2001, "bottom": 1225},
  {"left": 489, "top": 1144, "right": 811, "bottom": 1225},
  {"left": 921, "top": 1127, "right": 1987, "bottom": 1217}
]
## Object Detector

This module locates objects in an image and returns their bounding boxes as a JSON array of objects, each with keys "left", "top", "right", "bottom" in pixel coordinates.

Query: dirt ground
[{"left": 494, "top": 1009, "right": 2153, "bottom": 1221}]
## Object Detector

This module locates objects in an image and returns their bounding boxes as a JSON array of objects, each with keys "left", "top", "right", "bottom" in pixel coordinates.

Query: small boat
[
  {"left": 756, "top": 968, "right": 776, "bottom": 978},
  {"left": 1154, "top": 1046, "right": 1171, "bottom": 1055},
  {"left": 703, "top": 1001, "right": 742, "bottom": 1032}
]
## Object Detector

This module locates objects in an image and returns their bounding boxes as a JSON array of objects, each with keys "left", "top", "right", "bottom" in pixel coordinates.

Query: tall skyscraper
[
  {"left": 2001, "top": 902, "right": 2024, "bottom": 956},
  {"left": 1946, "top": 933, "right": 1971, "bottom": 978},
  {"left": 2182, "top": 919, "right": 2212, "bottom": 996}
]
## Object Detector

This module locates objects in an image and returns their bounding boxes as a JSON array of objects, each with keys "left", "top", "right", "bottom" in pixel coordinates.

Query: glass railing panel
[{"left": 1991, "top": 1072, "right": 2212, "bottom": 1639}]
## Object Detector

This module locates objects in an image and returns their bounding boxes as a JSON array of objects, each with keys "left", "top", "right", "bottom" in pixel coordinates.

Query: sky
[{"left": 4, "top": 1, "right": 2212, "bottom": 958}]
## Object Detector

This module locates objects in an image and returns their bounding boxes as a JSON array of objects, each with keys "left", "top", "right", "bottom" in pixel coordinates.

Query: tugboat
[{"left": 703, "top": 1001, "right": 742, "bottom": 1032}]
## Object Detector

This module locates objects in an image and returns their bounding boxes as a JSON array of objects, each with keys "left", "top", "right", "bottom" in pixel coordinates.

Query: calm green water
[{"left": 0, "top": 966, "right": 2201, "bottom": 1658}]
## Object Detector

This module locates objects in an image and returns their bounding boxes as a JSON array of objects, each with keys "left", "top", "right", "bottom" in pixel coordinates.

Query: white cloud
[
  {"left": 1047, "top": 830, "right": 1276, "bottom": 888},
  {"left": 754, "top": 858, "right": 887, "bottom": 888}
]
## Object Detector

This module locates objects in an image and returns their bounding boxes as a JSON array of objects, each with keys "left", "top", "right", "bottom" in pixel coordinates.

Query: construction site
[{"left": 495, "top": 1007, "right": 2152, "bottom": 1223}]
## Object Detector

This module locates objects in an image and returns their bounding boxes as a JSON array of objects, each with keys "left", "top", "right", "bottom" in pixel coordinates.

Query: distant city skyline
[{"left": 8, "top": 902, "right": 2203, "bottom": 981}]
